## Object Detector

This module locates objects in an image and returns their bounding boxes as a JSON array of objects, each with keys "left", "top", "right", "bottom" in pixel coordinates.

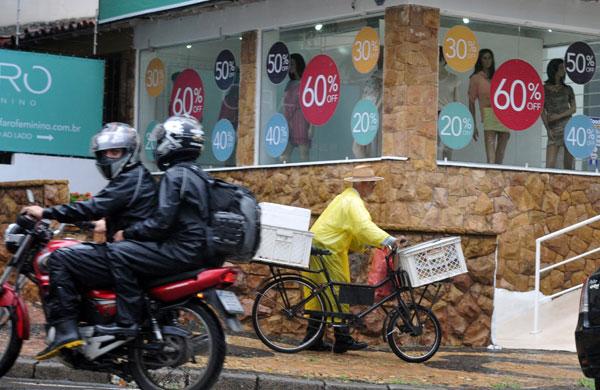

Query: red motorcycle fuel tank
[{"left": 33, "top": 239, "right": 81, "bottom": 294}]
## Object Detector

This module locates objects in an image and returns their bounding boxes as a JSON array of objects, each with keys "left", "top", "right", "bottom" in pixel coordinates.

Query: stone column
[
  {"left": 383, "top": 5, "right": 439, "bottom": 170},
  {"left": 237, "top": 30, "right": 258, "bottom": 166}
]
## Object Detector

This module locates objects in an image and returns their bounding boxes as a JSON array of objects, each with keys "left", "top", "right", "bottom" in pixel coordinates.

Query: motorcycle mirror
[{"left": 26, "top": 189, "right": 35, "bottom": 205}]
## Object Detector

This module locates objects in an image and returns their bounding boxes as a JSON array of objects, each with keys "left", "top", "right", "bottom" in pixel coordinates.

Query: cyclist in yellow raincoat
[{"left": 303, "top": 165, "right": 402, "bottom": 353}]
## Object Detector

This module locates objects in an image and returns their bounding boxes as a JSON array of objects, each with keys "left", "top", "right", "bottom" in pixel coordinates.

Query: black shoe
[
  {"left": 35, "top": 320, "right": 83, "bottom": 361},
  {"left": 306, "top": 340, "right": 332, "bottom": 351},
  {"left": 95, "top": 322, "right": 139, "bottom": 337},
  {"left": 333, "top": 338, "right": 368, "bottom": 354}
]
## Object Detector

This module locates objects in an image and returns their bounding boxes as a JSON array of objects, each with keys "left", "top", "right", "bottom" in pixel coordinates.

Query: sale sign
[
  {"left": 169, "top": 69, "right": 204, "bottom": 120},
  {"left": 564, "top": 115, "right": 596, "bottom": 159},
  {"left": 565, "top": 41, "right": 596, "bottom": 85},
  {"left": 211, "top": 119, "right": 236, "bottom": 161},
  {"left": 443, "top": 26, "right": 479, "bottom": 73},
  {"left": 300, "top": 54, "right": 340, "bottom": 126},
  {"left": 491, "top": 59, "right": 544, "bottom": 131},
  {"left": 266, "top": 42, "right": 290, "bottom": 84},
  {"left": 438, "top": 103, "right": 474, "bottom": 150},
  {"left": 145, "top": 58, "right": 165, "bottom": 97},
  {"left": 264, "top": 113, "right": 289, "bottom": 158},
  {"left": 351, "top": 99, "right": 379, "bottom": 145},
  {"left": 214, "top": 49, "right": 236, "bottom": 90},
  {"left": 352, "top": 27, "right": 380, "bottom": 74}
]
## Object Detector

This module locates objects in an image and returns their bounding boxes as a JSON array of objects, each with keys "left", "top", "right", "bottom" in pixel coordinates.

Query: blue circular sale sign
[
  {"left": 264, "top": 113, "right": 289, "bottom": 158},
  {"left": 211, "top": 119, "right": 236, "bottom": 161},
  {"left": 351, "top": 99, "right": 379, "bottom": 145},
  {"left": 144, "top": 120, "right": 158, "bottom": 162},
  {"left": 438, "top": 102, "right": 474, "bottom": 150},
  {"left": 564, "top": 115, "right": 596, "bottom": 159}
]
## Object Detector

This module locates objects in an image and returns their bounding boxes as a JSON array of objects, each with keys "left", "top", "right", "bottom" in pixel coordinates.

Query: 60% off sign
[
  {"left": 300, "top": 54, "right": 341, "bottom": 126},
  {"left": 491, "top": 59, "right": 544, "bottom": 131},
  {"left": 169, "top": 69, "right": 204, "bottom": 121}
]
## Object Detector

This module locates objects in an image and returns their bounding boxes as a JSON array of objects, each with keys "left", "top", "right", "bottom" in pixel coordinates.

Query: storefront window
[
  {"left": 259, "top": 16, "right": 384, "bottom": 165},
  {"left": 138, "top": 38, "right": 241, "bottom": 171},
  {"left": 437, "top": 16, "right": 600, "bottom": 173}
]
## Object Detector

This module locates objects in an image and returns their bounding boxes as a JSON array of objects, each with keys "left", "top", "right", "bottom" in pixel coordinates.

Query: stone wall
[{"left": 0, "top": 180, "right": 69, "bottom": 301}]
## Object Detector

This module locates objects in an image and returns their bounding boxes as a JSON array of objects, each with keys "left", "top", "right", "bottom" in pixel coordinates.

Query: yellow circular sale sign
[
  {"left": 443, "top": 26, "right": 479, "bottom": 73},
  {"left": 352, "top": 27, "right": 380, "bottom": 74},
  {"left": 145, "top": 58, "right": 166, "bottom": 97}
]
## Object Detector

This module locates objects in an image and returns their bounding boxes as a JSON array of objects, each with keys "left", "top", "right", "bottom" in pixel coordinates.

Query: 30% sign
[
  {"left": 300, "top": 54, "right": 341, "bottom": 126},
  {"left": 491, "top": 59, "right": 544, "bottom": 131},
  {"left": 169, "top": 69, "right": 204, "bottom": 121}
]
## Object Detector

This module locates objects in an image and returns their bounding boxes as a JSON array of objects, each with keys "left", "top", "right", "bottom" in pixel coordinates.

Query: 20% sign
[
  {"left": 169, "top": 69, "right": 205, "bottom": 121},
  {"left": 491, "top": 59, "right": 544, "bottom": 131},
  {"left": 300, "top": 54, "right": 341, "bottom": 126}
]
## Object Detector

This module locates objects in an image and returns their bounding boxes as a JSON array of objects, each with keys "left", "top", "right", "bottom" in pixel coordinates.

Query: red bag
[{"left": 367, "top": 248, "right": 393, "bottom": 301}]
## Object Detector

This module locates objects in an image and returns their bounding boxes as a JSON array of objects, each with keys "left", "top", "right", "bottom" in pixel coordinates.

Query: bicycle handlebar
[{"left": 310, "top": 247, "right": 331, "bottom": 256}]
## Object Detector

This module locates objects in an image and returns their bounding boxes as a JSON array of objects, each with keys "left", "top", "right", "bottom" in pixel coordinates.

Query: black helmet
[
  {"left": 91, "top": 123, "right": 140, "bottom": 179},
  {"left": 152, "top": 115, "right": 204, "bottom": 171}
]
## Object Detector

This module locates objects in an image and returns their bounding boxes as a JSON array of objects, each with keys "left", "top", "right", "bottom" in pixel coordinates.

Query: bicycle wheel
[
  {"left": 385, "top": 304, "right": 441, "bottom": 363},
  {"left": 252, "top": 275, "right": 326, "bottom": 353}
]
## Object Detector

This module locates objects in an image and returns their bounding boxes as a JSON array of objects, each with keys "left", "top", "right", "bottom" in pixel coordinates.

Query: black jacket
[
  {"left": 43, "top": 164, "right": 157, "bottom": 241},
  {"left": 122, "top": 162, "right": 209, "bottom": 257}
]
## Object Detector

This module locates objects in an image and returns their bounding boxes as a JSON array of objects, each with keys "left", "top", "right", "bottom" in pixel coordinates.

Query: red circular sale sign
[
  {"left": 490, "top": 59, "right": 544, "bottom": 131},
  {"left": 300, "top": 54, "right": 340, "bottom": 126},
  {"left": 169, "top": 69, "right": 204, "bottom": 121}
]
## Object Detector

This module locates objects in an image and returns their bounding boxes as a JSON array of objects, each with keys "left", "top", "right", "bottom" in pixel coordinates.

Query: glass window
[
  {"left": 138, "top": 37, "right": 241, "bottom": 171},
  {"left": 259, "top": 16, "right": 384, "bottom": 165},
  {"left": 438, "top": 16, "right": 600, "bottom": 173}
]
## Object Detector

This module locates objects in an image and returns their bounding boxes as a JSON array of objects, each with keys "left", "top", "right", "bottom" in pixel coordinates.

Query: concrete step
[{"left": 492, "top": 287, "right": 580, "bottom": 352}]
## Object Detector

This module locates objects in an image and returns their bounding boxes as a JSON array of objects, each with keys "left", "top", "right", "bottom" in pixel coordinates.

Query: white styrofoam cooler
[
  {"left": 396, "top": 236, "right": 467, "bottom": 287},
  {"left": 259, "top": 202, "right": 311, "bottom": 231},
  {"left": 253, "top": 225, "right": 313, "bottom": 269}
]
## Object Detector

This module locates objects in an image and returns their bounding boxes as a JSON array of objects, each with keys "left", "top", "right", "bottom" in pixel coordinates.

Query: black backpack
[{"left": 185, "top": 164, "right": 261, "bottom": 261}]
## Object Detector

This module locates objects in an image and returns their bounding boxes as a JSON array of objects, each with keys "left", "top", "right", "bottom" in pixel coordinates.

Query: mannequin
[
  {"left": 468, "top": 49, "right": 510, "bottom": 164},
  {"left": 438, "top": 46, "right": 461, "bottom": 160}
]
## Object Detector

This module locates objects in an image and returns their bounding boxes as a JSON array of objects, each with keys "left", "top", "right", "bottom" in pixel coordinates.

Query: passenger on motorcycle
[
  {"left": 22, "top": 123, "right": 157, "bottom": 360},
  {"left": 94, "top": 115, "right": 217, "bottom": 337}
]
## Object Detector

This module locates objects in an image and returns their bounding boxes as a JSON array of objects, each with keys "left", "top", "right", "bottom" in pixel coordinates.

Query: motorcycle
[{"left": 0, "top": 191, "right": 245, "bottom": 390}]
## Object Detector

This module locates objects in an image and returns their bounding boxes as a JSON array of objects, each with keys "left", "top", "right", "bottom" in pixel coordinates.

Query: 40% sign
[
  {"left": 491, "top": 59, "right": 544, "bottom": 131},
  {"left": 564, "top": 115, "right": 597, "bottom": 159},
  {"left": 169, "top": 69, "right": 205, "bottom": 121},
  {"left": 300, "top": 54, "right": 341, "bottom": 126}
]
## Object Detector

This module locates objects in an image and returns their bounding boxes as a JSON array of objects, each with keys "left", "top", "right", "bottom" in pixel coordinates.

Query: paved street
[{"left": 0, "top": 377, "right": 123, "bottom": 389}]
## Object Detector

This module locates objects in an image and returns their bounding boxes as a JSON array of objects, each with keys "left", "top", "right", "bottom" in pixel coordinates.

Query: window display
[
  {"left": 259, "top": 16, "right": 384, "bottom": 165},
  {"left": 138, "top": 38, "right": 241, "bottom": 170},
  {"left": 438, "top": 16, "right": 600, "bottom": 173}
]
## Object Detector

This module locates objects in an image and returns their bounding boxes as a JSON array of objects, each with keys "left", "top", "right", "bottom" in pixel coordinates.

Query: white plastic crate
[
  {"left": 396, "top": 236, "right": 467, "bottom": 287},
  {"left": 253, "top": 225, "right": 314, "bottom": 269},
  {"left": 259, "top": 202, "right": 311, "bottom": 231}
]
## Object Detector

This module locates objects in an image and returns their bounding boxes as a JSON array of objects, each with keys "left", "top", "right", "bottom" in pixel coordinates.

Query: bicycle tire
[
  {"left": 385, "top": 304, "right": 441, "bottom": 363},
  {"left": 252, "top": 275, "right": 326, "bottom": 353}
]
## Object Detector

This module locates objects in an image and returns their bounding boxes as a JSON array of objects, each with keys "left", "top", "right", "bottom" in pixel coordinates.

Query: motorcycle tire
[
  {"left": 128, "top": 302, "right": 226, "bottom": 390},
  {"left": 0, "top": 307, "right": 23, "bottom": 378}
]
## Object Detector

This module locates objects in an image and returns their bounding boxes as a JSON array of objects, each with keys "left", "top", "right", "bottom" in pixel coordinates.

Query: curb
[{"left": 7, "top": 358, "right": 443, "bottom": 389}]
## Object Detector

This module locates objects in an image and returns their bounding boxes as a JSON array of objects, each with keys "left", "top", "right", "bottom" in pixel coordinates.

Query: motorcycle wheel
[
  {"left": 0, "top": 306, "right": 23, "bottom": 377},
  {"left": 128, "top": 302, "right": 225, "bottom": 390}
]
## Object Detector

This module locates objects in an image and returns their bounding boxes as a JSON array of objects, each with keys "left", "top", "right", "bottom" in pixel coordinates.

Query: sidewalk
[{"left": 10, "top": 329, "right": 590, "bottom": 390}]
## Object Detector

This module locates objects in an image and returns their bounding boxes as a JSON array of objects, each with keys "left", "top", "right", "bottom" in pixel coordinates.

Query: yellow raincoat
[{"left": 303, "top": 187, "right": 390, "bottom": 314}]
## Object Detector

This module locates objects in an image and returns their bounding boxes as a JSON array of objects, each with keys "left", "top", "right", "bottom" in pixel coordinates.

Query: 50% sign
[
  {"left": 266, "top": 42, "right": 290, "bottom": 84},
  {"left": 565, "top": 41, "right": 596, "bottom": 85},
  {"left": 300, "top": 54, "right": 341, "bottom": 126},
  {"left": 491, "top": 59, "right": 544, "bottom": 131},
  {"left": 438, "top": 103, "right": 474, "bottom": 150},
  {"left": 214, "top": 49, "right": 237, "bottom": 90},
  {"left": 169, "top": 69, "right": 205, "bottom": 121}
]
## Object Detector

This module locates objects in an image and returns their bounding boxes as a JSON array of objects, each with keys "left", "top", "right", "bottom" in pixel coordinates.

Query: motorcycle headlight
[{"left": 4, "top": 223, "right": 25, "bottom": 254}]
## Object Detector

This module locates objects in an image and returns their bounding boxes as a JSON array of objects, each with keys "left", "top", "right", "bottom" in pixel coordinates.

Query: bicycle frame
[{"left": 263, "top": 249, "right": 444, "bottom": 330}]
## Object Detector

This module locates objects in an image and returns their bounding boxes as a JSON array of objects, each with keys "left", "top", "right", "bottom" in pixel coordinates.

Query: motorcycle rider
[
  {"left": 22, "top": 123, "right": 157, "bottom": 360},
  {"left": 95, "top": 115, "right": 215, "bottom": 336}
]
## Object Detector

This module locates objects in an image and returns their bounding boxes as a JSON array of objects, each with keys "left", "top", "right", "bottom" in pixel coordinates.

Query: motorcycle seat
[{"left": 142, "top": 268, "right": 206, "bottom": 289}]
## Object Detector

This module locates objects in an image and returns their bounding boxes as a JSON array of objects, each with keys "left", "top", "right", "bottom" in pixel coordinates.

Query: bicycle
[{"left": 251, "top": 245, "right": 446, "bottom": 363}]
